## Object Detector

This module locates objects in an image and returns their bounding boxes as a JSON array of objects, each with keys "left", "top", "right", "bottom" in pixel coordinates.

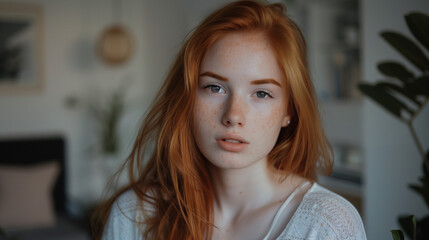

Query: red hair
[{"left": 93, "top": 1, "right": 332, "bottom": 239}]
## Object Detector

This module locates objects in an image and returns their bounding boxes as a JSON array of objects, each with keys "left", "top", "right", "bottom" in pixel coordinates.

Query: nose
[{"left": 222, "top": 94, "right": 245, "bottom": 127}]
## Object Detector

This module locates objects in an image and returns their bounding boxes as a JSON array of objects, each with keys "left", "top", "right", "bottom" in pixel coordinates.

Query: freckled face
[{"left": 193, "top": 32, "right": 290, "bottom": 169}]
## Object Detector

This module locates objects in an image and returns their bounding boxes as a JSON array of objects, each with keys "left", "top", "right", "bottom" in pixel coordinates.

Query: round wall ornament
[{"left": 97, "top": 25, "right": 133, "bottom": 66}]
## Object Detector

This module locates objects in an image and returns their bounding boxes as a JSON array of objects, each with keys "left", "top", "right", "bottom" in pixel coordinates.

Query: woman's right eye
[{"left": 205, "top": 85, "right": 226, "bottom": 94}]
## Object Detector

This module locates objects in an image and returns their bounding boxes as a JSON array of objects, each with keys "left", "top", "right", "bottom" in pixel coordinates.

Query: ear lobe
[{"left": 281, "top": 115, "right": 291, "bottom": 127}]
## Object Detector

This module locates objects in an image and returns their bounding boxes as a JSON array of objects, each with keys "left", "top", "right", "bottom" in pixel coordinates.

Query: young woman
[{"left": 94, "top": 1, "right": 366, "bottom": 239}]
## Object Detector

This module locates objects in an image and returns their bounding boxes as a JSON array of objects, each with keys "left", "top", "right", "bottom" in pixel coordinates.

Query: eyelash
[
  {"left": 203, "top": 84, "right": 273, "bottom": 99},
  {"left": 255, "top": 90, "right": 273, "bottom": 99},
  {"left": 205, "top": 84, "right": 226, "bottom": 94}
]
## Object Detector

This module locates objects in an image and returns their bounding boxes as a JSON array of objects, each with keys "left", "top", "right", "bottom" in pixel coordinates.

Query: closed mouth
[{"left": 222, "top": 139, "right": 244, "bottom": 143}]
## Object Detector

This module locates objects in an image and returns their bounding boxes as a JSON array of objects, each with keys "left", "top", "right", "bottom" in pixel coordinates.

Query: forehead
[
  {"left": 200, "top": 31, "right": 284, "bottom": 83},
  {"left": 216, "top": 31, "right": 271, "bottom": 50},
  {"left": 203, "top": 31, "right": 272, "bottom": 62}
]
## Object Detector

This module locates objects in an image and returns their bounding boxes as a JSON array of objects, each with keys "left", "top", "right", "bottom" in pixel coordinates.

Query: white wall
[
  {"left": 0, "top": 0, "right": 190, "bottom": 204},
  {"left": 362, "top": 0, "right": 429, "bottom": 238},
  {"left": 0, "top": 0, "right": 241, "bottom": 206}
]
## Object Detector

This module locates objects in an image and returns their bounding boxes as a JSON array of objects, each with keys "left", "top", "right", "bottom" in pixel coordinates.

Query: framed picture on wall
[{"left": 0, "top": 3, "right": 44, "bottom": 93}]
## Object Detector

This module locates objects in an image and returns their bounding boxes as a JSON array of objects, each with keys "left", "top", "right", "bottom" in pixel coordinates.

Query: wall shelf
[{"left": 285, "top": 0, "right": 363, "bottom": 199}]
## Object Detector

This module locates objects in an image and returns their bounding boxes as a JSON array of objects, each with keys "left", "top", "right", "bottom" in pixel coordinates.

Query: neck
[{"left": 209, "top": 159, "right": 279, "bottom": 216}]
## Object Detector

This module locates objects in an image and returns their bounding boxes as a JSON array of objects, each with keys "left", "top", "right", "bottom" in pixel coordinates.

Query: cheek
[
  {"left": 270, "top": 105, "right": 287, "bottom": 125},
  {"left": 252, "top": 103, "right": 285, "bottom": 133},
  {"left": 194, "top": 98, "right": 220, "bottom": 131}
]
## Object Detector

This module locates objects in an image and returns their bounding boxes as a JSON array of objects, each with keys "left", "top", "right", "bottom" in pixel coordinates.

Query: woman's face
[{"left": 193, "top": 31, "right": 290, "bottom": 170}]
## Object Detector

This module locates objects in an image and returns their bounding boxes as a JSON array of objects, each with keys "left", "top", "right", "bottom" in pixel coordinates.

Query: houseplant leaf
[
  {"left": 412, "top": 76, "right": 429, "bottom": 95},
  {"left": 425, "top": 150, "right": 429, "bottom": 175},
  {"left": 377, "top": 82, "right": 422, "bottom": 106},
  {"left": 398, "top": 215, "right": 416, "bottom": 240},
  {"left": 409, "top": 183, "right": 429, "bottom": 208},
  {"left": 418, "top": 215, "right": 429, "bottom": 239},
  {"left": 391, "top": 230, "right": 405, "bottom": 240},
  {"left": 406, "top": 12, "right": 429, "bottom": 52},
  {"left": 361, "top": 11, "right": 429, "bottom": 239},
  {"left": 378, "top": 61, "right": 415, "bottom": 83},
  {"left": 381, "top": 31, "right": 429, "bottom": 72},
  {"left": 358, "top": 83, "right": 414, "bottom": 119},
  {"left": 408, "top": 162, "right": 429, "bottom": 209}
]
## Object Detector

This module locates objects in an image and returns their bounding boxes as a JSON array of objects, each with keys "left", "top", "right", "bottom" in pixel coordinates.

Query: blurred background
[{"left": 0, "top": 0, "right": 428, "bottom": 239}]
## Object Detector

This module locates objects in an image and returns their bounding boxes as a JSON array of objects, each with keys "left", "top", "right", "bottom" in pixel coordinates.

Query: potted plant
[
  {"left": 65, "top": 84, "right": 128, "bottom": 158},
  {"left": 65, "top": 84, "right": 129, "bottom": 202},
  {"left": 358, "top": 12, "right": 429, "bottom": 240}
]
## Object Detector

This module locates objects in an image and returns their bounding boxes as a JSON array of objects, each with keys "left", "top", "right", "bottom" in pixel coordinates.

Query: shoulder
[
  {"left": 110, "top": 189, "right": 141, "bottom": 218},
  {"left": 102, "top": 189, "right": 144, "bottom": 240},
  {"left": 280, "top": 183, "right": 367, "bottom": 240},
  {"left": 303, "top": 183, "right": 360, "bottom": 219}
]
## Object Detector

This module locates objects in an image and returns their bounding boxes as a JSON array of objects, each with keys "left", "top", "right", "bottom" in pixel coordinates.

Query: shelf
[
  {"left": 320, "top": 100, "right": 362, "bottom": 147},
  {"left": 318, "top": 174, "right": 362, "bottom": 197},
  {"left": 318, "top": 174, "right": 363, "bottom": 213},
  {"left": 295, "top": 0, "right": 363, "bottom": 206}
]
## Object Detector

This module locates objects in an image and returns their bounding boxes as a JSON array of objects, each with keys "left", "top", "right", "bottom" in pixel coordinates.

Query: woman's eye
[
  {"left": 205, "top": 85, "right": 225, "bottom": 94},
  {"left": 255, "top": 91, "right": 272, "bottom": 98}
]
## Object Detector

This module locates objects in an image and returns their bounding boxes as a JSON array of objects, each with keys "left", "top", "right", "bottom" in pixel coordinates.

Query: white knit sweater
[{"left": 102, "top": 182, "right": 367, "bottom": 239}]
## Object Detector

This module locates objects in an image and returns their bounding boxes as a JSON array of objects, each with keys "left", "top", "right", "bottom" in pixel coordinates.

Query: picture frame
[{"left": 0, "top": 3, "right": 44, "bottom": 93}]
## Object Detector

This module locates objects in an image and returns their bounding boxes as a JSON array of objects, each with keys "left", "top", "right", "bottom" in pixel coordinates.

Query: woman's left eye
[{"left": 255, "top": 91, "right": 272, "bottom": 99}]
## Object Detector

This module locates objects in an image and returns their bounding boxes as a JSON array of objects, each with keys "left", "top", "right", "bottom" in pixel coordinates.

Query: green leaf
[
  {"left": 409, "top": 183, "right": 429, "bottom": 208},
  {"left": 64, "top": 95, "right": 79, "bottom": 108},
  {"left": 412, "top": 76, "right": 429, "bottom": 96},
  {"left": 377, "top": 61, "right": 415, "bottom": 83},
  {"left": 381, "top": 31, "right": 429, "bottom": 72},
  {"left": 377, "top": 82, "right": 422, "bottom": 106},
  {"left": 406, "top": 12, "right": 429, "bottom": 52},
  {"left": 423, "top": 159, "right": 429, "bottom": 180},
  {"left": 358, "top": 83, "right": 414, "bottom": 119},
  {"left": 391, "top": 230, "right": 405, "bottom": 240},
  {"left": 425, "top": 149, "right": 429, "bottom": 171},
  {"left": 409, "top": 174, "right": 429, "bottom": 209},
  {"left": 398, "top": 215, "right": 416, "bottom": 239}
]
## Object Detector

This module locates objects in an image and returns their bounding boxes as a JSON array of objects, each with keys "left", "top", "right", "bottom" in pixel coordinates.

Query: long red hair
[{"left": 93, "top": 1, "right": 332, "bottom": 239}]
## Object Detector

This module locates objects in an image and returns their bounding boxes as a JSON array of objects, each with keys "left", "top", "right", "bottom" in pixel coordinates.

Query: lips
[{"left": 216, "top": 134, "right": 249, "bottom": 152}]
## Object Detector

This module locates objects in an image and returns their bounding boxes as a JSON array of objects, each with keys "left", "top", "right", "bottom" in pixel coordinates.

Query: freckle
[{"left": 239, "top": 192, "right": 242, "bottom": 194}]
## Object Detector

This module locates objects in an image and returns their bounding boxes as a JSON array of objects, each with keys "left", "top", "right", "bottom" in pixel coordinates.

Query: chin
[{"left": 206, "top": 155, "right": 260, "bottom": 170}]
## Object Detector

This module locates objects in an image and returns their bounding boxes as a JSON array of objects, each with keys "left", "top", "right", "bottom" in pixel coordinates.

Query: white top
[{"left": 102, "top": 182, "right": 367, "bottom": 239}]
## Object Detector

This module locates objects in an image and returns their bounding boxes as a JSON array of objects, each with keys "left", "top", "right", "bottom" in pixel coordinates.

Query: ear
[{"left": 281, "top": 114, "right": 291, "bottom": 127}]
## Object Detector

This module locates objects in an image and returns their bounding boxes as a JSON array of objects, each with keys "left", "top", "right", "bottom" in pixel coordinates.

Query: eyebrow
[
  {"left": 251, "top": 79, "right": 281, "bottom": 87},
  {"left": 200, "top": 71, "right": 281, "bottom": 87},
  {"left": 200, "top": 71, "right": 228, "bottom": 82}
]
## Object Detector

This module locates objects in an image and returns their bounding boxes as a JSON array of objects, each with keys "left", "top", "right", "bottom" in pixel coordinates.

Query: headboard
[{"left": 0, "top": 136, "right": 66, "bottom": 214}]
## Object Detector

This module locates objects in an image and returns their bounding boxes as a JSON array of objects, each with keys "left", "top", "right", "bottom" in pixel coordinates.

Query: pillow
[{"left": 0, "top": 161, "right": 59, "bottom": 230}]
